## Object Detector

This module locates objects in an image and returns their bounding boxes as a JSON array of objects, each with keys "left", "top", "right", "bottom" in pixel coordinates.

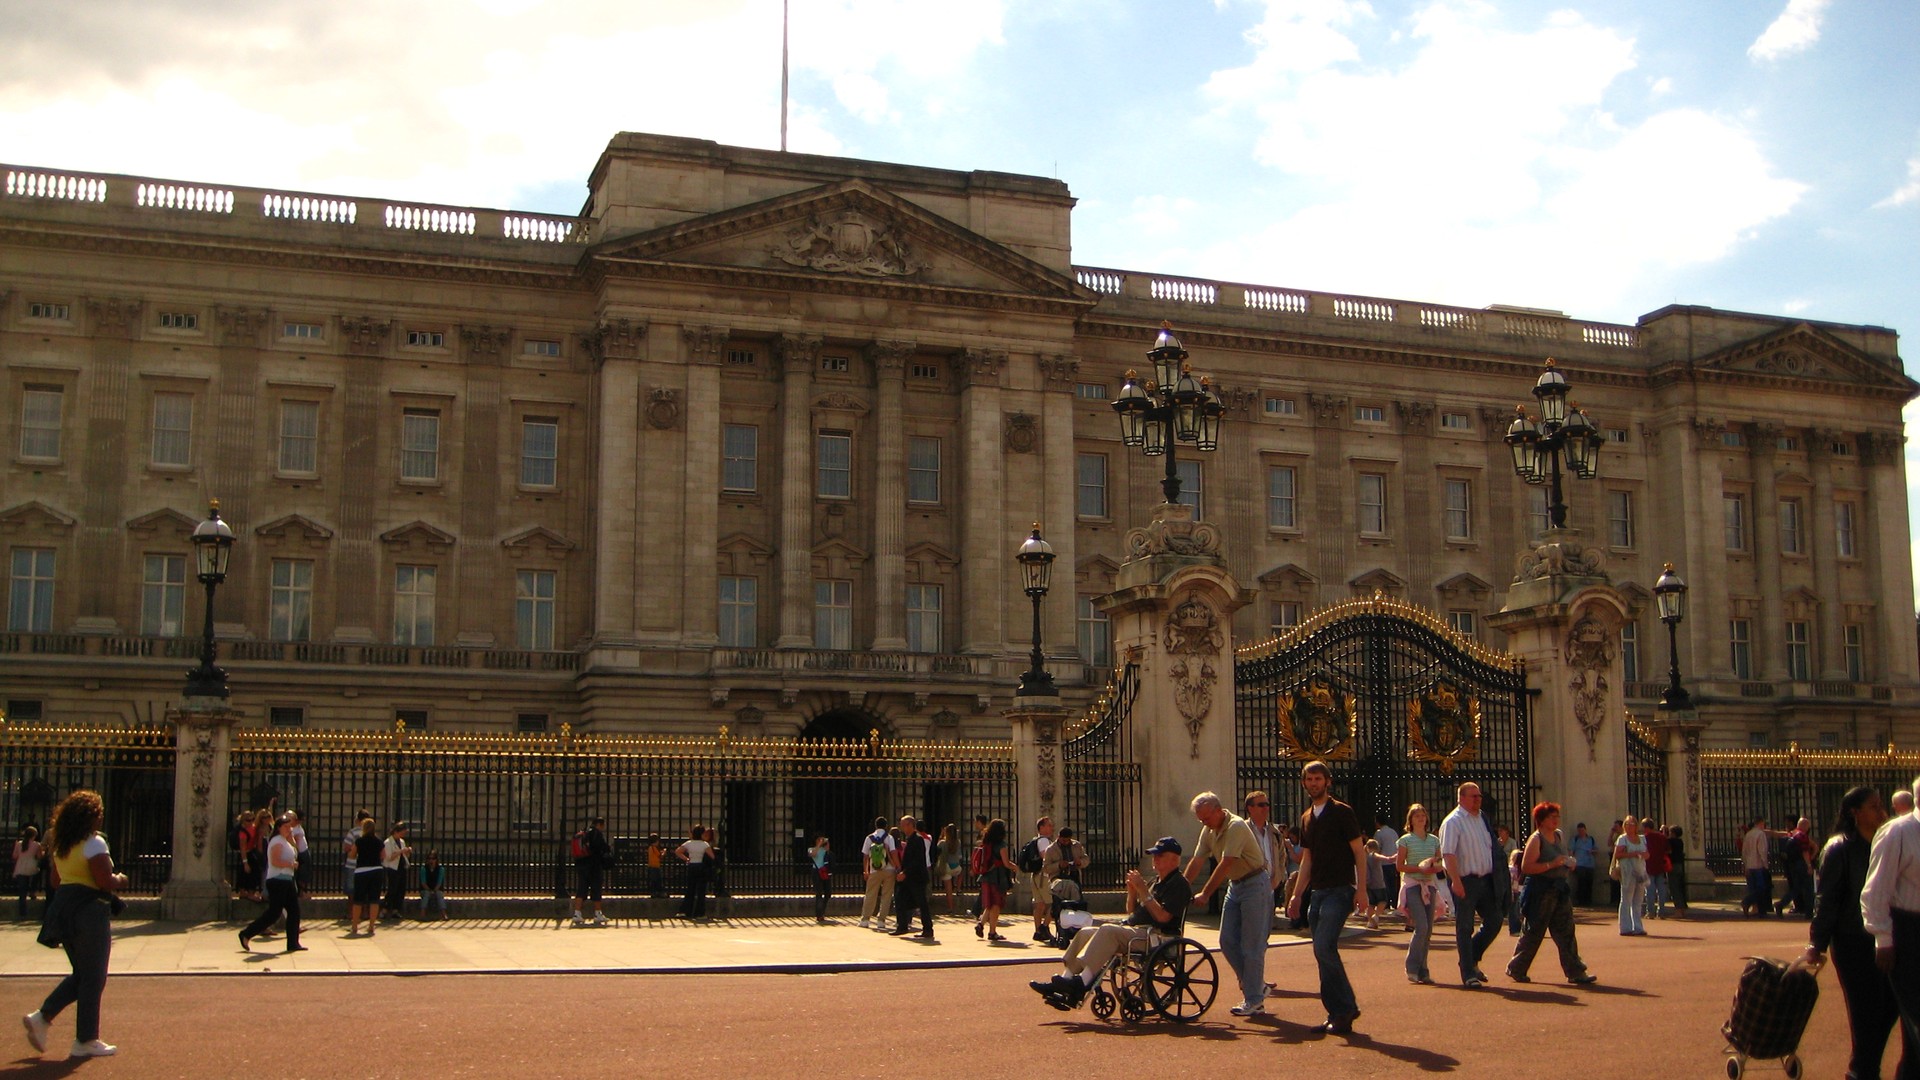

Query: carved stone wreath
[
  {"left": 646, "top": 388, "right": 680, "bottom": 430},
  {"left": 1004, "top": 412, "right": 1037, "bottom": 454}
]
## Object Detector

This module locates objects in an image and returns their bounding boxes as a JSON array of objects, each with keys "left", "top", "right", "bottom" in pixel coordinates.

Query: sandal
[
  {"left": 988, "top": 932, "right": 1003, "bottom": 942},
  {"left": 974, "top": 923, "right": 984, "bottom": 938}
]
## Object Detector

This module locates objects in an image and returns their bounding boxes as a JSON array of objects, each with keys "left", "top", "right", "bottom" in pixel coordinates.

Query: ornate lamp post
[
  {"left": 1504, "top": 358, "right": 1606, "bottom": 529},
  {"left": 1654, "top": 562, "right": 1693, "bottom": 711},
  {"left": 1014, "top": 524, "right": 1057, "bottom": 699},
  {"left": 184, "top": 500, "right": 235, "bottom": 699},
  {"left": 1110, "top": 322, "right": 1224, "bottom": 506}
]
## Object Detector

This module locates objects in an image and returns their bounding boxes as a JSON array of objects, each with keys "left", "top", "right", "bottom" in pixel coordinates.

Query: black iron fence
[
  {"left": 1625, "top": 716, "right": 1667, "bottom": 826},
  {"left": 228, "top": 724, "right": 1016, "bottom": 899},
  {"left": 1063, "top": 663, "right": 1141, "bottom": 888},
  {"left": 0, "top": 719, "right": 176, "bottom": 895},
  {"left": 1699, "top": 746, "right": 1920, "bottom": 875}
]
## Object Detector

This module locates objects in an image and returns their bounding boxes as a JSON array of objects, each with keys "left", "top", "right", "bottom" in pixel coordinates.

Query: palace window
[
  {"left": 8, "top": 548, "right": 55, "bottom": 633},
  {"left": 1836, "top": 502, "right": 1856, "bottom": 558},
  {"left": 515, "top": 569, "right": 555, "bottom": 650},
  {"left": 1730, "top": 619, "right": 1752, "bottom": 680},
  {"left": 278, "top": 401, "right": 318, "bottom": 473},
  {"left": 1077, "top": 453, "right": 1108, "bottom": 518},
  {"left": 1443, "top": 479, "right": 1472, "bottom": 541},
  {"left": 1267, "top": 465, "right": 1297, "bottom": 529},
  {"left": 269, "top": 559, "right": 313, "bottom": 643},
  {"left": 1784, "top": 620, "right": 1811, "bottom": 681},
  {"left": 1607, "top": 490, "right": 1634, "bottom": 548},
  {"left": 1078, "top": 597, "right": 1111, "bottom": 668},
  {"left": 19, "top": 387, "right": 62, "bottom": 459},
  {"left": 400, "top": 409, "right": 440, "bottom": 482},
  {"left": 1724, "top": 494, "right": 1747, "bottom": 551},
  {"left": 907, "top": 437, "right": 941, "bottom": 503},
  {"left": 718, "top": 576, "right": 757, "bottom": 648},
  {"left": 1176, "top": 460, "right": 1203, "bottom": 519},
  {"left": 140, "top": 554, "right": 186, "bottom": 638},
  {"left": 722, "top": 424, "right": 758, "bottom": 493},
  {"left": 906, "top": 584, "right": 942, "bottom": 654},
  {"left": 1359, "top": 473, "right": 1388, "bottom": 535},
  {"left": 150, "top": 392, "right": 193, "bottom": 467},
  {"left": 817, "top": 432, "right": 851, "bottom": 498},
  {"left": 1779, "top": 498, "right": 1804, "bottom": 554},
  {"left": 1844, "top": 624, "right": 1865, "bottom": 682},
  {"left": 813, "top": 579, "right": 852, "bottom": 650},
  {"left": 520, "top": 417, "right": 558, "bottom": 487},
  {"left": 393, "top": 565, "right": 436, "bottom": 645}
]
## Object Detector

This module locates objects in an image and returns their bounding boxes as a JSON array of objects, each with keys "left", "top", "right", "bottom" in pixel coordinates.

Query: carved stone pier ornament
[
  {"left": 1124, "top": 503, "right": 1223, "bottom": 559},
  {"left": 1165, "top": 595, "right": 1225, "bottom": 758},
  {"left": 1514, "top": 528, "right": 1607, "bottom": 584},
  {"left": 1564, "top": 614, "right": 1616, "bottom": 760}
]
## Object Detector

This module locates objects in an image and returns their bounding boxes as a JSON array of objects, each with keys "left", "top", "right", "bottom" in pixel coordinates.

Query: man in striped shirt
[{"left": 1861, "top": 776, "right": 1920, "bottom": 1058}]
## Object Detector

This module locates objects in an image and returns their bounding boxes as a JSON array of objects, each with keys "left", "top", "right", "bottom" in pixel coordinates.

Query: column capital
[
  {"left": 340, "top": 315, "right": 392, "bottom": 357},
  {"left": 1806, "top": 427, "right": 1844, "bottom": 461},
  {"left": 959, "top": 347, "right": 1006, "bottom": 387},
  {"left": 1308, "top": 392, "right": 1347, "bottom": 425},
  {"left": 1746, "top": 420, "right": 1782, "bottom": 457},
  {"left": 1037, "top": 354, "right": 1079, "bottom": 385},
  {"left": 1863, "top": 430, "right": 1907, "bottom": 465},
  {"left": 682, "top": 324, "right": 731, "bottom": 366},
  {"left": 867, "top": 338, "right": 916, "bottom": 377},
  {"left": 1395, "top": 399, "right": 1434, "bottom": 434},
  {"left": 776, "top": 332, "right": 823, "bottom": 377},
  {"left": 84, "top": 296, "right": 142, "bottom": 339},
  {"left": 586, "top": 318, "right": 647, "bottom": 363},
  {"left": 459, "top": 324, "right": 513, "bottom": 361},
  {"left": 214, "top": 306, "right": 271, "bottom": 348},
  {"left": 1690, "top": 415, "right": 1725, "bottom": 450}
]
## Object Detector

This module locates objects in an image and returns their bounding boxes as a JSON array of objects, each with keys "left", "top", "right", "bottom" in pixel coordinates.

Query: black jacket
[{"left": 1810, "top": 831, "right": 1870, "bottom": 952}]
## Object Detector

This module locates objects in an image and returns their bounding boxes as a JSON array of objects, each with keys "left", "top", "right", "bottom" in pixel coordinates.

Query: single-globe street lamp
[
  {"left": 1110, "top": 322, "right": 1224, "bottom": 506},
  {"left": 1654, "top": 562, "right": 1693, "bottom": 711},
  {"left": 184, "top": 499, "right": 235, "bottom": 699},
  {"left": 1015, "top": 524, "right": 1057, "bottom": 699},
  {"left": 1504, "top": 358, "right": 1606, "bottom": 530}
]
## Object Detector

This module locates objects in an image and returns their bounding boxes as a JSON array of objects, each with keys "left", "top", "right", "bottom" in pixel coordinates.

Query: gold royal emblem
[
  {"left": 1407, "top": 682, "right": 1481, "bottom": 774},
  {"left": 1275, "top": 682, "right": 1357, "bottom": 761}
]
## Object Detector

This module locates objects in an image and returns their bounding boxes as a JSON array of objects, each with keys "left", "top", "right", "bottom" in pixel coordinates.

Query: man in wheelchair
[{"left": 1029, "top": 837, "right": 1192, "bottom": 1010}]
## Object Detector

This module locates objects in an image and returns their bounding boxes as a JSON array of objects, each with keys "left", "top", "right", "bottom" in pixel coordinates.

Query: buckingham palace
[{"left": 2, "top": 131, "right": 1916, "bottom": 751}]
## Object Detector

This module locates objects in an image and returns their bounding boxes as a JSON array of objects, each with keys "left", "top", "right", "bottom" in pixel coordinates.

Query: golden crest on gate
[
  {"left": 1275, "top": 682, "right": 1357, "bottom": 760},
  {"left": 1407, "top": 681, "right": 1480, "bottom": 774}
]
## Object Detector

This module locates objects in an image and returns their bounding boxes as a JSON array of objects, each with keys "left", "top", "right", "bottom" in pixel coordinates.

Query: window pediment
[{"left": 379, "top": 520, "right": 456, "bottom": 553}]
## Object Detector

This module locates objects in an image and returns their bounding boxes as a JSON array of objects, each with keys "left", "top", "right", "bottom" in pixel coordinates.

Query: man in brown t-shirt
[{"left": 1284, "top": 760, "right": 1367, "bottom": 1034}]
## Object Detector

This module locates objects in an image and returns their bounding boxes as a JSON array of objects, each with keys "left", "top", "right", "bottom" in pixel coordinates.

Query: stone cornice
[{"left": 585, "top": 257, "right": 1095, "bottom": 320}]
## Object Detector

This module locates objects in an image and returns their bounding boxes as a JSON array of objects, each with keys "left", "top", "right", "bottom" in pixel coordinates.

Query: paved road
[{"left": 0, "top": 908, "right": 1881, "bottom": 1078}]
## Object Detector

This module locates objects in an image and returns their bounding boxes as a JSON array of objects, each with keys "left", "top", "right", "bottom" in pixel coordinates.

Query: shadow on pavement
[
  {"left": 1048, "top": 1018, "right": 1240, "bottom": 1042},
  {"left": 1330, "top": 1030, "right": 1464, "bottom": 1072}
]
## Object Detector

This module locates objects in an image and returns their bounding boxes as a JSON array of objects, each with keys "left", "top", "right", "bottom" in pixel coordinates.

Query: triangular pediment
[
  {"left": 500, "top": 525, "right": 577, "bottom": 554},
  {"left": 254, "top": 513, "right": 334, "bottom": 542},
  {"left": 904, "top": 541, "right": 959, "bottom": 571},
  {"left": 589, "top": 180, "right": 1092, "bottom": 305},
  {"left": 1349, "top": 568, "right": 1406, "bottom": 596},
  {"left": 126, "top": 507, "right": 201, "bottom": 538},
  {"left": 379, "top": 521, "right": 456, "bottom": 551},
  {"left": 1258, "top": 563, "right": 1319, "bottom": 589},
  {"left": 1695, "top": 324, "right": 1915, "bottom": 392},
  {"left": 0, "top": 501, "right": 75, "bottom": 532},
  {"left": 1434, "top": 572, "right": 1493, "bottom": 600}
]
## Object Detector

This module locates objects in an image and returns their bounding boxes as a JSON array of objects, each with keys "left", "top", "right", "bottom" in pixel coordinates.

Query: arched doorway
[{"left": 792, "top": 710, "right": 882, "bottom": 869}]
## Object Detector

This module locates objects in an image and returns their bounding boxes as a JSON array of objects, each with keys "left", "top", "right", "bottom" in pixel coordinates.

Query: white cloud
[
  {"left": 1179, "top": 2, "right": 1804, "bottom": 315},
  {"left": 1875, "top": 155, "right": 1920, "bottom": 209},
  {"left": 0, "top": 0, "right": 1005, "bottom": 209},
  {"left": 1748, "top": 0, "right": 1833, "bottom": 63}
]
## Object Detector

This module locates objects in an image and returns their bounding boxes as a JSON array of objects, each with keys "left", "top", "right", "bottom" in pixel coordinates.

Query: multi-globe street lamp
[
  {"left": 1110, "top": 323, "right": 1224, "bottom": 506},
  {"left": 1654, "top": 562, "right": 1693, "bottom": 712},
  {"left": 1503, "top": 358, "right": 1606, "bottom": 530},
  {"left": 1014, "top": 525, "right": 1057, "bottom": 699},
  {"left": 184, "top": 500, "right": 235, "bottom": 700}
]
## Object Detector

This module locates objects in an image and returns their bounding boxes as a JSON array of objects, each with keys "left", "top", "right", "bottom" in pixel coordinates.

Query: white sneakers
[
  {"left": 70, "top": 1039, "right": 117, "bottom": 1058},
  {"left": 570, "top": 913, "right": 586, "bottom": 927},
  {"left": 591, "top": 913, "right": 609, "bottom": 926},
  {"left": 22, "top": 1011, "right": 47, "bottom": 1052},
  {"left": 1229, "top": 1000, "right": 1266, "bottom": 1016}
]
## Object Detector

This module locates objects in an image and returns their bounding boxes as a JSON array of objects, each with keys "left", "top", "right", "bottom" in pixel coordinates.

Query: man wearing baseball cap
[{"left": 1030, "top": 836, "right": 1193, "bottom": 1009}]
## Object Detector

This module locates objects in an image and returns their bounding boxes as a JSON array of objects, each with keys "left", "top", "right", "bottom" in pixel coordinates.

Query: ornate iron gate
[
  {"left": 1235, "top": 595, "right": 1532, "bottom": 836},
  {"left": 1063, "top": 663, "right": 1141, "bottom": 888},
  {"left": 1625, "top": 716, "right": 1667, "bottom": 826}
]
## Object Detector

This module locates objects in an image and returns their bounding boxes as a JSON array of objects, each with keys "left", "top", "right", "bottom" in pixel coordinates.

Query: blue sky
[{"left": 4, "top": 0, "right": 1918, "bottom": 587}]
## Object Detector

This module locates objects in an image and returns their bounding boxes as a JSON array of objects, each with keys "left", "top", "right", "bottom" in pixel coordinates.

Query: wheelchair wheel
[
  {"left": 1143, "top": 937, "right": 1218, "bottom": 1023},
  {"left": 1120, "top": 994, "right": 1147, "bottom": 1023},
  {"left": 1090, "top": 989, "right": 1115, "bottom": 1019}
]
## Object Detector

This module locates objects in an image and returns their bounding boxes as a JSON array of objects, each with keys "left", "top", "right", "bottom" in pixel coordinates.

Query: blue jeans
[
  {"left": 1619, "top": 874, "right": 1647, "bottom": 933},
  {"left": 1403, "top": 883, "right": 1438, "bottom": 979},
  {"left": 1308, "top": 884, "right": 1358, "bottom": 1019},
  {"left": 1743, "top": 869, "right": 1773, "bottom": 914},
  {"left": 1454, "top": 873, "right": 1501, "bottom": 980},
  {"left": 1645, "top": 873, "right": 1669, "bottom": 917},
  {"left": 1218, "top": 876, "right": 1272, "bottom": 1007}
]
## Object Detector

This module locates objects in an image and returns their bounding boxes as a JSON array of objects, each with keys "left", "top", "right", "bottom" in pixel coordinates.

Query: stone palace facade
[{"left": 1, "top": 132, "right": 1915, "bottom": 749}]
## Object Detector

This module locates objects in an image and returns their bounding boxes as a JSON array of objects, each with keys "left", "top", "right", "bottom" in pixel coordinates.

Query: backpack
[
  {"left": 970, "top": 843, "right": 990, "bottom": 877},
  {"left": 1053, "top": 840, "right": 1080, "bottom": 882},
  {"left": 1017, "top": 837, "right": 1045, "bottom": 874},
  {"left": 570, "top": 831, "right": 591, "bottom": 860},
  {"left": 868, "top": 833, "right": 890, "bottom": 871}
]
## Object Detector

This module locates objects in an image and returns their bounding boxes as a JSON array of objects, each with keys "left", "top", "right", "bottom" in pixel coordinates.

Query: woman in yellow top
[{"left": 21, "top": 789, "right": 126, "bottom": 1060}]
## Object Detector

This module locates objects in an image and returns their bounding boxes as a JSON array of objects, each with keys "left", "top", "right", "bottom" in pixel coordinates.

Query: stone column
[
  {"left": 1097, "top": 505, "right": 1254, "bottom": 846},
  {"left": 454, "top": 326, "right": 511, "bottom": 646},
  {"left": 868, "top": 340, "right": 914, "bottom": 652},
  {"left": 1650, "top": 714, "right": 1708, "bottom": 888},
  {"left": 681, "top": 325, "right": 729, "bottom": 648},
  {"left": 1863, "top": 431, "right": 1918, "bottom": 681},
  {"left": 774, "top": 334, "right": 820, "bottom": 649},
  {"left": 70, "top": 298, "right": 140, "bottom": 634},
  {"left": 585, "top": 319, "right": 646, "bottom": 660},
  {"left": 1308, "top": 394, "right": 1350, "bottom": 595},
  {"left": 160, "top": 699, "right": 241, "bottom": 921},
  {"left": 1807, "top": 432, "right": 1845, "bottom": 679},
  {"left": 1683, "top": 418, "right": 1731, "bottom": 678},
  {"left": 959, "top": 349, "right": 1007, "bottom": 655},
  {"left": 1397, "top": 400, "right": 1436, "bottom": 601},
  {"left": 1007, "top": 701, "right": 1067, "bottom": 910},
  {"left": 209, "top": 306, "right": 271, "bottom": 635},
  {"left": 1486, "top": 531, "right": 1629, "bottom": 829},
  {"left": 1749, "top": 423, "right": 1787, "bottom": 682},
  {"left": 1038, "top": 355, "right": 1080, "bottom": 667}
]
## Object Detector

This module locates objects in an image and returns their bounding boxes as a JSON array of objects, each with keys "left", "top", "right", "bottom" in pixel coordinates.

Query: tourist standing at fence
[
  {"left": 240, "top": 813, "right": 306, "bottom": 955},
  {"left": 1505, "top": 802, "right": 1595, "bottom": 985},
  {"left": 1642, "top": 819, "right": 1671, "bottom": 919},
  {"left": 1439, "top": 782, "right": 1502, "bottom": 988},
  {"left": 1285, "top": 762, "right": 1367, "bottom": 1034},
  {"left": 1372, "top": 813, "right": 1399, "bottom": 928},
  {"left": 381, "top": 822, "right": 413, "bottom": 920},
  {"left": 1862, "top": 777, "right": 1920, "bottom": 1076},
  {"left": 891, "top": 816, "right": 936, "bottom": 940},
  {"left": 857, "top": 817, "right": 896, "bottom": 929},
  {"left": 1803, "top": 785, "right": 1912, "bottom": 1080},
  {"left": 342, "top": 807, "right": 370, "bottom": 899},
  {"left": 705, "top": 828, "right": 727, "bottom": 909},
  {"left": 1568, "top": 823, "right": 1597, "bottom": 906},
  {"left": 808, "top": 836, "right": 832, "bottom": 923},
  {"left": 646, "top": 833, "right": 665, "bottom": 899},
  {"left": 1396, "top": 804, "right": 1442, "bottom": 984},
  {"left": 1022, "top": 817, "right": 1056, "bottom": 943},
  {"left": 1614, "top": 816, "right": 1649, "bottom": 935},
  {"left": 231, "top": 811, "right": 260, "bottom": 902},
  {"left": 675, "top": 824, "right": 713, "bottom": 919},
  {"left": 286, "top": 809, "right": 311, "bottom": 891},
  {"left": 1666, "top": 825, "right": 1689, "bottom": 913},
  {"left": 1184, "top": 791, "right": 1270, "bottom": 1017},
  {"left": 349, "top": 817, "right": 384, "bottom": 935},
  {"left": 571, "top": 816, "right": 611, "bottom": 927},
  {"left": 1895, "top": 790, "right": 1916, "bottom": 816},
  {"left": 934, "top": 823, "right": 962, "bottom": 914},
  {"left": 12, "top": 825, "right": 41, "bottom": 919},
  {"left": 419, "top": 850, "right": 447, "bottom": 920},
  {"left": 975, "top": 818, "right": 1014, "bottom": 941},
  {"left": 1606, "top": 821, "right": 1624, "bottom": 907},
  {"left": 1777, "top": 817, "right": 1817, "bottom": 918},
  {"left": 1741, "top": 817, "right": 1785, "bottom": 916},
  {"left": 22, "top": 789, "right": 126, "bottom": 1060}
]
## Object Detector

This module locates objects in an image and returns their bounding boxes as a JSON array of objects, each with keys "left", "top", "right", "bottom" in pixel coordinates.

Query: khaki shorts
[{"left": 1027, "top": 871, "right": 1050, "bottom": 900}]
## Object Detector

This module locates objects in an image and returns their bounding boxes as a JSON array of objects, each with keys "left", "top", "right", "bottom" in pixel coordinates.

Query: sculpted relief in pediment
[{"left": 773, "top": 209, "right": 926, "bottom": 278}]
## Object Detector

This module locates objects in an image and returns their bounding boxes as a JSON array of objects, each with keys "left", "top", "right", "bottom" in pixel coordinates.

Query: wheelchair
[{"left": 1086, "top": 926, "right": 1219, "bottom": 1024}]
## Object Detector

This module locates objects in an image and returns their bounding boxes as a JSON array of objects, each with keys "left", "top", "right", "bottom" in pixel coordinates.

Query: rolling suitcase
[{"left": 1721, "top": 954, "right": 1821, "bottom": 1078}]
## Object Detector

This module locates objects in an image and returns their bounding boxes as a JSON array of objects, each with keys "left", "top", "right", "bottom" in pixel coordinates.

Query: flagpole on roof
[{"left": 780, "top": 0, "right": 790, "bottom": 152}]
